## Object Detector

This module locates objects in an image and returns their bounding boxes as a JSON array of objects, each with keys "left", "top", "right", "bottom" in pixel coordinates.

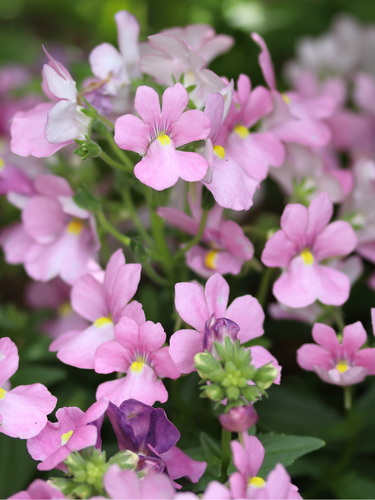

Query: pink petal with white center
[
  {"left": 341, "top": 322, "right": 367, "bottom": 355},
  {"left": 306, "top": 192, "right": 333, "bottom": 243},
  {"left": 250, "top": 345, "right": 281, "bottom": 384},
  {"left": 114, "top": 114, "right": 149, "bottom": 154},
  {"left": 22, "top": 196, "right": 65, "bottom": 244},
  {"left": 205, "top": 273, "right": 230, "bottom": 318},
  {"left": 89, "top": 43, "right": 126, "bottom": 81},
  {"left": 261, "top": 230, "right": 297, "bottom": 268},
  {"left": 169, "top": 329, "right": 204, "bottom": 374},
  {"left": 0, "top": 337, "right": 19, "bottom": 386},
  {"left": 134, "top": 85, "right": 161, "bottom": 126},
  {"left": 151, "top": 346, "right": 180, "bottom": 379},
  {"left": 220, "top": 221, "right": 254, "bottom": 259},
  {"left": 0, "top": 223, "right": 33, "bottom": 264},
  {"left": 157, "top": 207, "right": 199, "bottom": 235},
  {"left": 171, "top": 109, "right": 211, "bottom": 148},
  {"left": 311, "top": 323, "right": 340, "bottom": 353},
  {"left": 175, "top": 282, "right": 209, "bottom": 332},
  {"left": 314, "top": 365, "right": 368, "bottom": 386},
  {"left": 312, "top": 220, "right": 357, "bottom": 261},
  {"left": 34, "top": 175, "right": 73, "bottom": 197},
  {"left": 297, "top": 344, "right": 333, "bottom": 371},
  {"left": 43, "top": 64, "right": 76, "bottom": 102},
  {"left": 226, "top": 295, "right": 264, "bottom": 343},
  {"left": 280, "top": 204, "right": 308, "bottom": 245},
  {"left": 96, "top": 364, "right": 168, "bottom": 406},
  {"left": 354, "top": 348, "right": 375, "bottom": 374},
  {"left": 108, "top": 263, "right": 141, "bottom": 323},
  {"left": 53, "top": 321, "right": 115, "bottom": 369},
  {"left": 10, "top": 103, "right": 71, "bottom": 157},
  {"left": 139, "top": 321, "right": 166, "bottom": 352},
  {"left": 94, "top": 340, "right": 131, "bottom": 374},
  {"left": 161, "top": 446, "right": 206, "bottom": 483},
  {"left": 46, "top": 100, "right": 83, "bottom": 144},
  {"left": 203, "top": 155, "right": 258, "bottom": 211},
  {"left": 251, "top": 33, "right": 276, "bottom": 90},
  {"left": 0, "top": 384, "right": 56, "bottom": 439},
  {"left": 161, "top": 82, "right": 189, "bottom": 126}
]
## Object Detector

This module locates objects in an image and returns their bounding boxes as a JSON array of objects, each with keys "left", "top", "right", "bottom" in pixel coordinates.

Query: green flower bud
[
  {"left": 226, "top": 386, "right": 240, "bottom": 400},
  {"left": 204, "top": 384, "right": 225, "bottom": 401},
  {"left": 241, "top": 385, "right": 261, "bottom": 402},
  {"left": 109, "top": 450, "right": 139, "bottom": 470}
]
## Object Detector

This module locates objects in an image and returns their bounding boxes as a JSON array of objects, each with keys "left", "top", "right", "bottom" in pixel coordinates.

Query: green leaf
[
  {"left": 330, "top": 471, "right": 375, "bottom": 499},
  {"left": 200, "top": 432, "right": 221, "bottom": 460},
  {"left": 11, "top": 364, "right": 68, "bottom": 387},
  {"left": 73, "top": 185, "right": 101, "bottom": 213},
  {"left": 257, "top": 433, "right": 325, "bottom": 478}
]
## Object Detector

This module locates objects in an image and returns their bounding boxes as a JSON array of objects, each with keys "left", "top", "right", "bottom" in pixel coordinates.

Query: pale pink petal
[
  {"left": 116, "top": 11, "right": 140, "bottom": 71},
  {"left": 251, "top": 33, "right": 276, "bottom": 90},
  {"left": 205, "top": 273, "right": 230, "bottom": 318},
  {"left": 89, "top": 43, "right": 126, "bottom": 80},
  {"left": 306, "top": 192, "right": 333, "bottom": 243},
  {"left": 34, "top": 175, "right": 73, "bottom": 197},
  {"left": 103, "top": 466, "right": 140, "bottom": 500},
  {"left": 157, "top": 207, "right": 199, "bottom": 235},
  {"left": 104, "top": 249, "right": 125, "bottom": 299},
  {"left": 175, "top": 282, "right": 209, "bottom": 331},
  {"left": 43, "top": 64, "right": 76, "bottom": 101},
  {"left": 122, "top": 301, "right": 145, "bottom": 325},
  {"left": 262, "top": 463, "right": 293, "bottom": 500},
  {"left": 0, "top": 337, "right": 19, "bottom": 386},
  {"left": 199, "top": 34, "right": 234, "bottom": 63},
  {"left": 72, "top": 274, "right": 106, "bottom": 322},
  {"left": 297, "top": 344, "right": 333, "bottom": 371},
  {"left": 94, "top": 340, "right": 131, "bottom": 374},
  {"left": 22, "top": 196, "right": 65, "bottom": 244},
  {"left": 46, "top": 100, "right": 82, "bottom": 144},
  {"left": 261, "top": 230, "right": 297, "bottom": 268},
  {"left": 226, "top": 295, "right": 264, "bottom": 343},
  {"left": 114, "top": 114, "right": 149, "bottom": 154},
  {"left": 151, "top": 347, "right": 180, "bottom": 379},
  {"left": 354, "top": 348, "right": 375, "bottom": 374},
  {"left": 313, "top": 221, "right": 357, "bottom": 261},
  {"left": 134, "top": 85, "right": 161, "bottom": 126},
  {"left": 203, "top": 481, "right": 231, "bottom": 499},
  {"left": 242, "top": 85, "right": 273, "bottom": 128},
  {"left": 172, "top": 110, "right": 211, "bottom": 148},
  {"left": 341, "top": 322, "right": 367, "bottom": 354},
  {"left": 169, "top": 329, "right": 204, "bottom": 373},
  {"left": 139, "top": 321, "right": 166, "bottom": 352},
  {"left": 134, "top": 140, "right": 180, "bottom": 190},
  {"left": 109, "top": 263, "right": 141, "bottom": 323},
  {"left": 114, "top": 316, "right": 139, "bottom": 352},
  {"left": 280, "top": 204, "right": 308, "bottom": 245},
  {"left": 161, "top": 446, "right": 206, "bottom": 483},
  {"left": 313, "top": 265, "right": 350, "bottom": 307},
  {"left": 0, "top": 223, "right": 33, "bottom": 264},
  {"left": 204, "top": 93, "right": 225, "bottom": 143},
  {"left": 312, "top": 323, "right": 340, "bottom": 353},
  {"left": 9, "top": 479, "right": 66, "bottom": 499},
  {"left": 220, "top": 221, "right": 254, "bottom": 259},
  {"left": 161, "top": 82, "right": 189, "bottom": 126}
]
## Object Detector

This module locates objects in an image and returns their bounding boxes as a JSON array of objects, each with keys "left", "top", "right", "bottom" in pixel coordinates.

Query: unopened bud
[
  {"left": 219, "top": 404, "right": 258, "bottom": 432},
  {"left": 254, "top": 364, "right": 279, "bottom": 390},
  {"left": 204, "top": 384, "right": 225, "bottom": 401}
]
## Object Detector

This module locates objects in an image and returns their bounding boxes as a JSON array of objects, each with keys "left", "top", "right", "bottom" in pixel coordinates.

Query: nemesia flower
[
  {"left": 0, "top": 337, "right": 57, "bottom": 439},
  {"left": 106, "top": 399, "right": 206, "bottom": 485},
  {"left": 27, "top": 398, "right": 109, "bottom": 472},
  {"left": 0, "top": 174, "right": 100, "bottom": 284},
  {"left": 10, "top": 49, "right": 91, "bottom": 157},
  {"left": 8, "top": 479, "right": 66, "bottom": 499},
  {"left": 0, "top": 161, "right": 35, "bottom": 196},
  {"left": 261, "top": 192, "right": 358, "bottom": 308},
  {"left": 114, "top": 82, "right": 210, "bottom": 190},
  {"left": 228, "top": 434, "right": 301, "bottom": 499},
  {"left": 158, "top": 186, "right": 254, "bottom": 277},
  {"left": 169, "top": 273, "right": 279, "bottom": 379},
  {"left": 219, "top": 404, "right": 258, "bottom": 433},
  {"left": 50, "top": 249, "right": 142, "bottom": 369},
  {"left": 297, "top": 319, "right": 375, "bottom": 386},
  {"left": 95, "top": 317, "right": 180, "bottom": 406}
]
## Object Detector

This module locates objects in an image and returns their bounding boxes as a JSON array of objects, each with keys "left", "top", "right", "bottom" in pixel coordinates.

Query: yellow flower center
[
  {"left": 131, "top": 361, "right": 144, "bottom": 373},
  {"left": 213, "top": 145, "right": 225, "bottom": 160},
  {"left": 249, "top": 476, "right": 265, "bottom": 488},
  {"left": 0, "top": 388, "right": 6, "bottom": 400},
  {"left": 234, "top": 124, "right": 249, "bottom": 139},
  {"left": 58, "top": 302, "right": 71, "bottom": 317},
  {"left": 282, "top": 93, "right": 291, "bottom": 104},
  {"left": 61, "top": 430, "right": 73, "bottom": 446},
  {"left": 94, "top": 316, "right": 113, "bottom": 328},
  {"left": 0, "top": 158, "right": 5, "bottom": 171},
  {"left": 300, "top": 248, "right": 314, "bottom": 266},
  {"left": 336, "top": 360, "right": 349, "bottom": 373},
  {"left": 67, "top": 218, "right": 84, "bottom": 235},
  {"left": 205, "top": 250, "right": 219, "bottom": 270},
  {"left": 157, "top": 135, "right": 171, "bottom": 146}
]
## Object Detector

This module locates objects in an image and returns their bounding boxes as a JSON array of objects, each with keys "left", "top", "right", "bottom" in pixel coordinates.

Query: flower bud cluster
[{"left": 194, "top": 336, "right": 278, "bottom": 409}]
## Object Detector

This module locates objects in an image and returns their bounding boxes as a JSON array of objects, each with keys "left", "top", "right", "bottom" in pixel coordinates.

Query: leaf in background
[
  {"left": 330, "top": 471, "right": 375, "bottom": 499},
  {"left": 11, "top": 364, "right": 68, "bottom": 387}
]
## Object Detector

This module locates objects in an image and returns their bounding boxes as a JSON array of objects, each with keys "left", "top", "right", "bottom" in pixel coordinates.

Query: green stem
[
  {"left": 97, "top": 212, "right": 131, "bottom": 247},
  {"left": 100, "top": 150, "right": 132, "bottom": 173},
  {"left": 103, "top": 129, "right": 134, "bottom": 169},
  {"left": 256, "top": 267, "right": 275, "bottom": 307},
  {"left": 242, "top": 225, "right": 268, "bottom": 239},
  {"left": 220, "top": 428, "right": 232, "bottom": 482},
  {"left": 98, "top": 113, "right": 115, "bottom": 130},
  {"left": 344, "top": 386, "right": 352, "bottom": 410},
  {"left": 334, "top": 308, "right": 345, "bottom": 332},
  {"left": 122, "top": 186, "right": 154, "bottom": 247},
  {"left": 174, "top": 210, "right": 208, "bottom": 260},
  {"left": 142, "top": 263, "right": 170, "bottom": 287}
]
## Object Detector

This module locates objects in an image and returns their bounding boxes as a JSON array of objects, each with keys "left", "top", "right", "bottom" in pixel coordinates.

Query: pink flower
[
  {"left": 261, "top": 192, "right": 358, "bottom": 308},
  {"left": 49, "top": 249, "right": 142, "bottom": 369},
  {"left": 297, "top": 319, "right": 375, "bottom": 386},
  {"left": 95, "top": 318, "right": 180, "bottom": 406},
  {"left": 114, "top": 83, "right": 211, "bottom": 190},
  {"left": 27, "top": 398, "right": 109, "bottom": 472},
  {"left": 169, "top": 273, "right": 278, "bottom": 379},
  {"left": 158, "top": 187, "right": 254, "bottom": 278},
  {"left": 0, "top": 337, "right": 57, "bottom": 439},
  {"left": 10, "top": 49, "right": 91, "bottom": 157},
  {"left": 9, "top": 479, "right": 66, "bottom": 499},
  {"left": 219, "top": 404, "right": 258, "bottom": 433},
  {"left": 229, "top": 434, "right": 301, "bottom": 499},
  {"left": 0, "top": 174, "right": 100, "bottom": 284}
]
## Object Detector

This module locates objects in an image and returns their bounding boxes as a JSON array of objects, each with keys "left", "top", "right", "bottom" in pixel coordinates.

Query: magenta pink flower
[
  {"left": 27, "top": 398, "right": 109, "bottom": 472},
  {"left": 95, "top": 317, "right": 180, "bottom": 406},
  {"left": 9, "top": 479, "right": 66, "bottom": 499},
  {"left": 0, "top": 337, "right": 57, "bottom": 439},
  {"left": 169, "top": 273, "right": 272, "bottom": 375},
  {"left": 219, "top": 404, "right": 258, "bottom": 433},
  {"left": 50, "top": 249, "right": 142, "bottom": 369},
  {"left": 297, "top": 319, "right": 375, "bottom": 386},
  {"left": 10, "top": 49, "right": 91, "bottom": 158},
  {"left": 261, "top": 192, "right": 358, "bottom": 308},
  {"left": 114, "top": 83, "right": 211, "bottom": 190},
  {"left": 158, "top": 188, "right": 254, "bottom": 278},
  {"left": 0, "top": 174, "right": 100, "bottom": 284}
]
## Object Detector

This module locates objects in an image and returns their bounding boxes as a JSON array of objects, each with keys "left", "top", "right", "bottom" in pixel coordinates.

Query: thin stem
[
  {"left": 256, "top": 267, "right": 275, "bottom": 307},
  {"left": 100, "top": 150, "right": 133, "bottom": 173},
  {"left": 220, "top": 428, "right": 232, "bottom": 482},
  {"left": 122, "top": 186, "right": 154, "bottom": 247},
  {"left": 98, "top": 113, "right": 115, "bottom": 130},
  {"left": 174, "top": 210, "right": 208, "bottom": 260},
  {"left": 344, "top": 385, "right": 352, "bottom": 410},
  {"left": 97, "top": 212, "right": 131, "bottom": 247},
  {"left": 335, "top": 308, "right": 345, "bottom": 332},
  {"left": 103, "top": 128, "right": 134, "bottom": 169},
  {"left": 142, "top": 263, "right": 170, "bottom": 287}
]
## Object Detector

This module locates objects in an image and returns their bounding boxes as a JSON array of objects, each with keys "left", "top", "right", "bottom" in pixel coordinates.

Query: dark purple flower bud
[
  {"left": 203, "top": 314, "right": 240, "bottom": 357},
  {"left": 218, "top": 404, "right": 258, "bottom": 432}
]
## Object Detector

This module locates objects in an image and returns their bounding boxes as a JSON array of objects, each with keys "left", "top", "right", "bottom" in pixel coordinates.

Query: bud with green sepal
[{"left": 74, "top": 135, "right": 101, "bottom": 161}]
